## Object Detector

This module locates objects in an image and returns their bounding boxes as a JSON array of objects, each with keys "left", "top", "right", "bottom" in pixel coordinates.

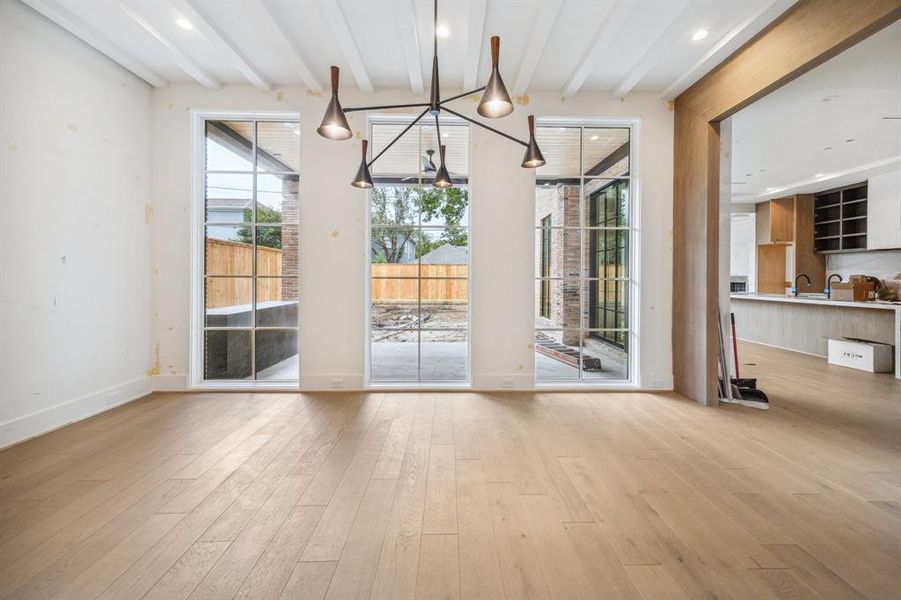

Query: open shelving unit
[{"left": 813, "top": 181, "right": 867, "bottom": 253}]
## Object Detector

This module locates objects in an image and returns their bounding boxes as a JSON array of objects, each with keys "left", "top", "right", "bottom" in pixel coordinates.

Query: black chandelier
[{"left": 316, "top": 0, "right": 545, "bottom": 189}]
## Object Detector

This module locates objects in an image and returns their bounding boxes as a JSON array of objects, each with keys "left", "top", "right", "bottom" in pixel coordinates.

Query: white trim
[
  {"left": 189, "top": 110, "right": 301, "bottom": 390},
  {"left": 0, "top": 376, "right": 151, "bottom": 449}
]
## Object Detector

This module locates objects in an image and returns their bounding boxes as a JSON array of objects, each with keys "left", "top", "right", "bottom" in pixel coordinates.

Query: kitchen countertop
[{"left": 730, "top": 293, "right": 901, "bottom": 311}]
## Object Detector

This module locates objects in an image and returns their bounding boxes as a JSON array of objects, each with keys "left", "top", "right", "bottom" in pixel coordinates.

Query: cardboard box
[
  {"left": 830, "top": 278, "right": 877, "bottom": 302},
  {"left": 828, "top": 338, "right": 894, "bottom": 373}
]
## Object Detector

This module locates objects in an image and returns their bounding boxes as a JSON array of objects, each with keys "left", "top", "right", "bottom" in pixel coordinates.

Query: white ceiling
[
  {"left": 23, "top": 0, "right": 795, "bottom": 98},
  {"left": 730, "top": 19, "right": 901, "bottom": 203}
]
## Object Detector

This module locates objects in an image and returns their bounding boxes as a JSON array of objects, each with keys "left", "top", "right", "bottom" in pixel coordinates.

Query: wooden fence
[
  {"left": 371, "top": 264, "right": 468, "bottom": 302},
  {"left": 205, "top": 239, "right": 283, "bottom": 308},
  {"left": 206, "top": 239, "right": 468, "bottom": 307}
]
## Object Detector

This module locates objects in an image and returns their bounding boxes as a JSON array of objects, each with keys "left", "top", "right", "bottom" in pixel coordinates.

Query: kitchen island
[{"left": 730, "top": 293, "right": 901, "bottom": 379}]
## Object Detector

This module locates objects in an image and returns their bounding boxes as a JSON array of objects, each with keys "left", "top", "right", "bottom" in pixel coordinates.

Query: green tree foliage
[
  {"left": 236, "top": 204, "right": 282, "bottom": 248},
  {"left": 370, "top": 186, "right": 469, "bottom": 263}
]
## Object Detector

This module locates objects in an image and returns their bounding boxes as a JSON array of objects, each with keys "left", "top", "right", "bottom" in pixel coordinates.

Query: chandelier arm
[
  {"left": 440, "top": 107, "right": 528, "bottom": 147},
  {"left": 343, "top": 102, "right": 431, "bottom": 114},
  {"left": 367, "top": 107, "right": 431, "bottom": 168},
  {"left": 438, "top": 86, "right": 486, "bottom": 106}
]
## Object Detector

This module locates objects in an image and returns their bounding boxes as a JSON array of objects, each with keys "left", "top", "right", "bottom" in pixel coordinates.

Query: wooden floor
[{"left": 0, "top": 341, "right": 899, "bottom": 600}]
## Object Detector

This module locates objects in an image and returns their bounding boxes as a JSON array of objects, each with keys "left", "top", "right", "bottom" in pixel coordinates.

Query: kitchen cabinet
[
  {"left": 867, "top": 171, "right": 901, "bottom": 250},
  {"left": 756, "top": 194, "right": 825, "bottom": 294},
  {"left": 814, "top": 182, "right": 868, "bottom": 253},
  {"left": 756, "top": 196, "right": 794, "bottom": 244}
]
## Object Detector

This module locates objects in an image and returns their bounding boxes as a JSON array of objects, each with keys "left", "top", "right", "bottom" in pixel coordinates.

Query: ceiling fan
[{"left": 315, "top": 0, "right": 546, "bottom": 189}]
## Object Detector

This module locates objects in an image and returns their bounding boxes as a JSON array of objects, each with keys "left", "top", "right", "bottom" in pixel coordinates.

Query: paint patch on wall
[{"left": 146, "top": 343, "right": 161, "bottom": 376}]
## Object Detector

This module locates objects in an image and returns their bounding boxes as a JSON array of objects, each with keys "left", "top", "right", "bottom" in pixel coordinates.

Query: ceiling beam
[
  {"left": 463, "top": 0, "right": 487, "bottom": 90},
  {"left": 660, "top": 0, "right": 793, "bottom": 100},
  {"left": 561, "top": 1, "right": 634, "bottom": 98},
  {"left": 169, "top": 0, "right": 271, "bottom": 92},
  {"left": 119, "top": 1, "right": 220, "bottom": 89},
  {"left": 612, "top": 0, "right": 691, "bottom": 98},
  {"left": 21, "top": 0, "right": 167, "bottom": 87},
  {"left": 393, "top": 0, "right": 423, "bottom": 94},
  {"left": 252, "top": 0, "right": 322, "bottom": 92},
  {"left": 512, "top": 0, "right": 562, "bottom": 96},
  {"left": 316, "top": 0, "right": 374, "bottom": 93}
]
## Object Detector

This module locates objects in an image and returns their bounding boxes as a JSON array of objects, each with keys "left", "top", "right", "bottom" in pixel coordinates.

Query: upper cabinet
[
  {"left": 813, "top": 182, "right": 868, "bottom": 253},
  {"left": 755, "top": 194, "right": 825, "bottom": 294},
  {"left": 756, "top": 196, "right": 794, "bottom": 244},
  {"left": 867, "top": 171, "right": 901, "bottom": 250}
]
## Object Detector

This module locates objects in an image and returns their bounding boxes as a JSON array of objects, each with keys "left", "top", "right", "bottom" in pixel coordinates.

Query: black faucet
[
  {"left": 826, "top": 274, "right": 842, "bottom": 299},
  {"left": 793, "top": 273, "right": 811, "bottom": 297}
]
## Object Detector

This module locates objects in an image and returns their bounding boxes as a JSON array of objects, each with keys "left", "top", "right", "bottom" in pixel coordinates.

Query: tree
[
  {"left": 236, "top": 204, "right": 282, "bottom": 248},
  {"left": 370, "top": 185, "right": 469, "bottom": 263}
]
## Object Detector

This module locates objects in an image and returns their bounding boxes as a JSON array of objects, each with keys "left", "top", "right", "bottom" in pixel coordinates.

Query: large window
[
  {"left": 534, "top": 124, "right": 633, "bottom": 383},
  {"left": 368, "top": 119, "right": 469, "bottom": 384},
  {"left": 196, "top": 117, "right": 299, "bottom": 384}
]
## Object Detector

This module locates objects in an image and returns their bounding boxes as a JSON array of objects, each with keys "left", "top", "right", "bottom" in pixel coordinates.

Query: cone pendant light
[
  {"left": 320, "top": 0, "right": 547, "bottom": 187},
  {"left": 432, "top": 144, "right": 452, "bottom": 188},
  {"left": 317, "top": 66, "right": 353, "bottom": 141},
  {"left": 351, "top": 140, "right": 373, "bottom": 188},
  {"left": 521, "top": 115, "right": 546, "bottom": 168},
  {"left": 477, "top": 37, "right": 514, "bottom": 119}
]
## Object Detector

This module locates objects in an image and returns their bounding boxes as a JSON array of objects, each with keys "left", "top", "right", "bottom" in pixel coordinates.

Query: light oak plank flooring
[{"left": 0, "top": 343, "right": 899, "bottom": 599}]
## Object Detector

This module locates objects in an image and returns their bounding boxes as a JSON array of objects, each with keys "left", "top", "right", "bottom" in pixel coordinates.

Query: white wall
[
  {"left": 0, "top": 1, "right": 153, "bottom": 446},
  {"left": 150, "top": 85, "right": 674, "bottom": 390}
]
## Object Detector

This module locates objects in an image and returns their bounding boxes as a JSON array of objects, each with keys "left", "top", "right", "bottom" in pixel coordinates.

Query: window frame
[
  {"left": 364, "top": 114, "right": 472, "bottom": 388},
  {"left": 190, "top": 110, "right": 301, "bottom": 389},
  {"left": 540, "top": 215, "right": 552, "bottom": 318},
  {"left": 533, "top": 118, "right": 641, "bottom": 387}
]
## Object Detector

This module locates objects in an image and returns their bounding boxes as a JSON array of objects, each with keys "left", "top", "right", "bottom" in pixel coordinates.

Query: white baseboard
[
  {"left": 471, "top": 373, "right": 536, "bottom": 390},
  {"left": 300, "top": 374, "right": 366, "bottom": 391},
  {"left": 151, "top": 374, "right": 188, "bottom": 391},
  {"left": 0, "top": 376, "right": 151, "bottom": 449}
]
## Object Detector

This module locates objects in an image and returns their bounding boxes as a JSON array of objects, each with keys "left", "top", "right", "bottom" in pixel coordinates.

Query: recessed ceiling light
[
  {"left": 765, "top": 187, "right": 776, "bottom": 192},
  {"left": 436, "top": 25, "right": 449, "bottom": 38},
  {"left": 845, "top": 138, "right": 856, "bottom": 143},
  {"left": 555, "top": 127, "right": 566, "bottom": 133},
  {"left": 745, "top": 173, "right": 753, "bottom": 177},
  {"left": 176, "top": 17, "right": 193, "bottom": 30},
  {"left": 590, "top": 135, "right": 599, "bottom": 141},
  {"left": 293, "top": 128, "right": 301, "bottom": 136},
  {"left": 814, "top": 173, "right": 825, "bottom": 178},
  {"left": 824, "top": 146, "right": 832, "bottom": 151},
  {"left": 691, "top": 29, "right": 708, "bottom": 42}
]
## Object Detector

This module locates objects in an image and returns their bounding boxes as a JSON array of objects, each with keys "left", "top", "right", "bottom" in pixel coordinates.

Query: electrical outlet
[
  {"left": 106, "top": 391, "right": 123, "bottom": 406},
  {"left": 501, "top": 379, "right": 514, "bottom": 389},
  {"left": 329, "top": 378, "right": 344, "bottom": 389}
]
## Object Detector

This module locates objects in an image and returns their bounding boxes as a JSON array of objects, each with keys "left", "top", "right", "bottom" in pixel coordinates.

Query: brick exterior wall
[
  {"left": 280, "top": 174, "right": 299, "bottom": 302},
  {"left": 534, "top": 148, "right": 630, "bottom": 349}
]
